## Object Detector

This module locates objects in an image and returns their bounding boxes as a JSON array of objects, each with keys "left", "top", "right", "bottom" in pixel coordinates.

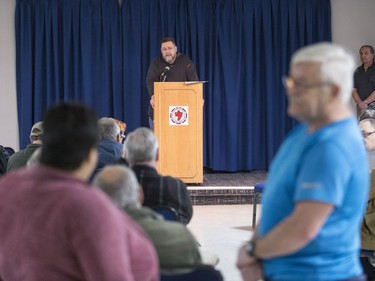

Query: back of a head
[
  {"left": 30, "top": 121, "right": 43, "bottom": 142},
  {"left": 40, "top": 102, "right": 98, "bottom": 171},
  {"left": 291, "top": 42, "right": 355, "bottom": 104},
  {"left": 93, "top": 165, "right": 139, "bottom": 209},
  {"left": 123, "top": 127, "right": 158, "bottom": 166},
  {"left": 98, "top": 118, "right": 120, "bottom": 141}
]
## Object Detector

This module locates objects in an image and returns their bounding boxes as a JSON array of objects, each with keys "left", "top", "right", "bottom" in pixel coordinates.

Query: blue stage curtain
[{"left": 15, "top": 0, "right": 331, "bottom": 171}]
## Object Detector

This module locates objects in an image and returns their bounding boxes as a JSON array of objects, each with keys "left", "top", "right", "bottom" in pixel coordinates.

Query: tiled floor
[{"left": 187, "top": 204, "right": 261, "bottom": 281}]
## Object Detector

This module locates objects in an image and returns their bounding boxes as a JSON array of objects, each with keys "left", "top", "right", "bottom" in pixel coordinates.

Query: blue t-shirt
[{"left": 259, "top": 118, "right": 369, "bottom": 281}]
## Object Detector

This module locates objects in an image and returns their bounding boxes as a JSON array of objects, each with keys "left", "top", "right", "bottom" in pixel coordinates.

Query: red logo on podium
[{"left": 169, "top": 106, "right": 188, "bottom": 125}]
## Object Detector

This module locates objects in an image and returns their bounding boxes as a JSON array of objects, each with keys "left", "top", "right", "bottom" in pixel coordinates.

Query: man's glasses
[
  {"left": 282, "top": 76, "right": 333, "bottom": 91},
  {"left": 119, "top": 131, "right": 126, "bottom": 144},
  {"left": 363, "top": 131, "right": 375, "bottom": 138},
  {"left": 161, "top": 47, "right": 175, "bottom": 52}
]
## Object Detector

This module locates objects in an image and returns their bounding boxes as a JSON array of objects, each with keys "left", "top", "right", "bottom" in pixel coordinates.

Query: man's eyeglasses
[
  {"left": 161, "top": 47, "right": 175, "bottom": 52},
  {"left": 119, "top": 131, "right": 126, "bottom": 144},
  {"left": 363, "top": 131, "right": 375, "bottom": 138},
  {"left": 282, "top": 76, "right": 333, "bottom": 91}
]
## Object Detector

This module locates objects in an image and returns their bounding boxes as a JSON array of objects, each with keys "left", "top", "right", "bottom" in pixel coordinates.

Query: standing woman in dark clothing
[{"left": 352, "top": 45, "right": 375, "bottom": 116}]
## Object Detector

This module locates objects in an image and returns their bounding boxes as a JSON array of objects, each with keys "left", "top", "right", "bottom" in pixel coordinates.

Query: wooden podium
[{"left": 154, "top": 82, "right": 203, "bottom": 183}]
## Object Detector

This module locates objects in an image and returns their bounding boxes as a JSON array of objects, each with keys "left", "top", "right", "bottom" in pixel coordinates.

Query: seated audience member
[
  {"left": 360, "top": 118, "right": 375, "bottom": 170},
  {"left": 0, "top": 146, "right": 9, "bottom": 176},
  {"left": 361, "top": 170, "right": 375, "bottom": 281},
  {"left": 359, "top": 110, "right": 375, "bottom": 122},
  {"left": 7, "top": 121, "right": 43, "bottom": 172},
  {"left": 110, "top": 118, "right": 127, "bottom": 143},
  {"left": 93, "top": 165, "right": 220, "bottom": 269},
  {"left": 110, "top": 118, "right": 129, "bottom": 166},
  {"left": 123, "top": 127, "right": 193, "bottom": 224},
  {"left": 0, "top": 103, "right": 158, "bottom": 281},
  {"left": 95, "top": 117, "right": 124, "bottom": 173}
]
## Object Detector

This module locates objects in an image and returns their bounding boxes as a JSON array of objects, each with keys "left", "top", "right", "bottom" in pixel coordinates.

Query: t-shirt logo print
[{"left": 170, "top": 107, "right": 188, "bottom": 125}]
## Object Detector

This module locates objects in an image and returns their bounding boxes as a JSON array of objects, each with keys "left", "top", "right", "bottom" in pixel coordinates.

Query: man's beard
[{"left": 164, "top": 54, "right": 176, "bottom": 64}]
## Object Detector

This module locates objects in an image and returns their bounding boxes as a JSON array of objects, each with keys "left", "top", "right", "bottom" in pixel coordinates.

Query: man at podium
[{"left": 146, "top": 37, "right": 199, "bottom": 129}]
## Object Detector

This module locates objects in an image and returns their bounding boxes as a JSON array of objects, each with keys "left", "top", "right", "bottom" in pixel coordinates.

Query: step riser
[{"left": 188, "top": 188, "right": 262, "bottom": 205}]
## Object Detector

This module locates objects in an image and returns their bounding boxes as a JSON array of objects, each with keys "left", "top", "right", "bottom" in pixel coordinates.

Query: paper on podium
[{"left": 184, "top": 81, "right": 208, "bottom": 85}]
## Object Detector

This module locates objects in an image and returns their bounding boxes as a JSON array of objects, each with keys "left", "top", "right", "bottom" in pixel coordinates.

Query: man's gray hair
[
  {"left": 98, "top": 117, "right": 120, "bottom": 141},
  {"left": 360, "top": 118, "right": 375, "bottom": 129},
  {"left": 291, "top": 42, "right": 355, "bottom": 104},
  {"left": 123, "top": 127, "right": 158, "bottom": 165},
  {"left": 359, "top": 110, "right": 375, "bottom": 122},
  {"left": 93, "top": 165, "right": 139, "bottom": 209}
]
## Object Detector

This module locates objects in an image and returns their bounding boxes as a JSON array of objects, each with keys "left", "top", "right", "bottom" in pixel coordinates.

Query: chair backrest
[
  {"left": 161, "top": 265, "right": 223, "bottom": 281},
  {"left": 254, "top": 183, "right": 266, "bottom": 193},
  {"left": 3, "top": 147, "right": 15, "bottom": 157},
  {"left": 0, "top": 146, "right": 7, "bottom": 176},
  {"left": 151, "top": 206, "right": 178, "bottom": 221}
]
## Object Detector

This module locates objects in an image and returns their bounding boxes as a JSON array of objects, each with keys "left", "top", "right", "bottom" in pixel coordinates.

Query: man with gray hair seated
[
  {"left": 93, "top": 165, "right": 217, "bottom": 270},
  {"left": 123, "top": 127, "right": 193, "bottom": 224},
  {"left": 360, "top": 118, "right": 375, "bottom": 171},
  {"left": 95, "top": 117, "right": 124, "bottom": 175}
]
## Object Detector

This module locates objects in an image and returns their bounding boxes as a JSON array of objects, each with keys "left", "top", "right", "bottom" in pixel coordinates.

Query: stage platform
[{"left": 187, "top": 170, "right": 267, "bottom": 205}]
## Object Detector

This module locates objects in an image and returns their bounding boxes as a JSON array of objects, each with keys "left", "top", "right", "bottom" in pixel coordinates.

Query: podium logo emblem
[{"left": 169, "top": 106, "right": 188, "bottom": 125}]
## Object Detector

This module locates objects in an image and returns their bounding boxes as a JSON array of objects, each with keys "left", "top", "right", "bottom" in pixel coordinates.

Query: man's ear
[
  {"left": 155, "top": 148, "right": 159, "bottom": 162},
  {"left": 329, "top": 84, "right": 340, "bottom": 100}
]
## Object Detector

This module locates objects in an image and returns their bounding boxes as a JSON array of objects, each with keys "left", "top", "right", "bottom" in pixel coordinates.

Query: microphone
[{"left": 160, "top": 66, "right": 170, "bottom": 82}]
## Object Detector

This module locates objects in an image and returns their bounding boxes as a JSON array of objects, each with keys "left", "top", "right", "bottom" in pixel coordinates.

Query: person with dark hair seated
[{"left": 0, "top": 102, "right": 159, "bottom": 281}]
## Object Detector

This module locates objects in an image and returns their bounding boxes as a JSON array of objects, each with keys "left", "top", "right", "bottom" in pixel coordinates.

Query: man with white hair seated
[
  {"left": 360, "top": 118, "right": 375, "bottom": 170},
  {"left": 94, "top": 117, "right": 124, "bottom": 175},
  {"left": 123, "top": 127, "right": 193, "bottom": 224}
]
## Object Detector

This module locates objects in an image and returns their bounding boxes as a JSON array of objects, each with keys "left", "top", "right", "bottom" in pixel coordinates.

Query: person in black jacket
[
  {"left": 146, "top": 37, "right": 199, "bottom": 129},
  {"left": 123, "top": 127, "right": 193, "bottom": 224}
]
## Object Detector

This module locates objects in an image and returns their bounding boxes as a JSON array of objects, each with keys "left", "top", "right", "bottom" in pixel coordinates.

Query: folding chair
[
  {"left": 252, "top": 183, "right": 265, "bottom": 229},
  {"left": 161, "top": 265, "right": 223, "bottom": 281},
  {"left": 151, "top": 206, "right": 179, "bottom": 221}
]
